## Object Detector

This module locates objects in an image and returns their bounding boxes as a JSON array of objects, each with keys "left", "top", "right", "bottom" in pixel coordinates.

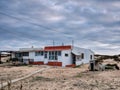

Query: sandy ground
[
  {"left": 0, "top": 65, "right": 46, "bottom": 83},
  {"left": 1, "top": 59, "right": 120, "bottom": 90},
  {"left": 103, "top": 59, "right": 120, "bottom": 67}
]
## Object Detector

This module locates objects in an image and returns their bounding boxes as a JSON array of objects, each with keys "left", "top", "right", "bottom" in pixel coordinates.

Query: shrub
[
  {"left": 10, "top": 58, "right": 19, "bottom": 62},
  {"left": 31, "top": 76, "right": 52, "bottom": 82}
]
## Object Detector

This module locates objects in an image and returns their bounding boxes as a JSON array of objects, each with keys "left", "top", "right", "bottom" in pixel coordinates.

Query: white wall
[
  {"left": 81, "top": 50, "right": 94, "bottom": 64},
  {"left": 82, "top": 50, "right": 90, "bottom": 64},
  {"left": 75, "top": 48, "right": 94, "bottom": 65},
  {"left": 22, "top": 52, "right": 33, "bottom": 60},
  {"left": 75, "top": 55, "right": 82, "bottom": 65},
  {"left": 22, "top": 56, "right": 29, "bottom": 59},
  {"left": 43, "top": 50, "right": 72, "bottom": 67},
  {"left": 22, "top": 52, "right": 44, "bottom": 62},
  {"left": 34, "top": 56, "right": 44, "bottom": 62},
  {"left": 11, "top": 53, "right": 15, "bottom": 58},
  {"left": 29, "top": 52, "right": 34, "bottom": 59},
  {"left": 85, "top": 50, "right": 94, "bottom": 62},
  {"left": 60, "top": 50, "right": 72, "bottom": 67},
  {"left": 29, "top": 52, "right": 44, "bottom": 62}
]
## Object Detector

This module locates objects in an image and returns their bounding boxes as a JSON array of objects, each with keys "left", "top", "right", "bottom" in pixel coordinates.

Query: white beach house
[{"left": 14, "top": 45, "right": 94, "bottom": 67}]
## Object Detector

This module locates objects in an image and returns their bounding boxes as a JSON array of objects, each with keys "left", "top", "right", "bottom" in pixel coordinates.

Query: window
[
  {"left": 49, "top": 51, "right": 57, "bottom": 60},
  {"left": 48, "top": 51, "right": 61, "bottom": 60},
  {"left": 41, "top": 51, "right": 44, "bottom": 55},
  {"left": 35, "top": 51, "right": 44, "bottom": 56},
  {"left": 65, "top": 53, "right": 68, "bottom": 57},
  {"left": 15, "top": 53, "right": 22, "bottom": 57},
  {"left": 81, "top": 53, "right": 84, "bottom": 59},
  {"left": 58, "top": 51, "right": 61, "bottom": 56},
  {"left": 44, "top": 51, "right": 47, "bottom": 58},
  {"left": 90, "top": 55, "right": 92, "bottom": 59},
  {"left": 76, "top": 56, "right": 80, "bottom": 60},
  {"left": 22, "top": 52, "right": 29, "bottom": 56}
]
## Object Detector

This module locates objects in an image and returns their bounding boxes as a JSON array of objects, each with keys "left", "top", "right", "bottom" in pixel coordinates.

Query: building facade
[{"left": 14, "top": 45, "right": 94, "bottom": 67}]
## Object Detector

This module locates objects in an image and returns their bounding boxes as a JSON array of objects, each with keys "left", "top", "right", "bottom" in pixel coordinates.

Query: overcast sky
[{"left": 0, "top": 0, "right": 120, "bottom": 55}]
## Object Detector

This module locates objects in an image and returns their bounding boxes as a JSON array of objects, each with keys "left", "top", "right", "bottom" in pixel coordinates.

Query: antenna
[
  {"left": 62, "top": 42, "right": 64, "bottom": 46},
  {"left": 72, "top": 40, "right": 74, "bottom": 47},
  {"left": 53, "top": 40, "right": 55, "bottom": 46},
  {"left": 52, "top": 40, "right": 56, "bottom": 67}
]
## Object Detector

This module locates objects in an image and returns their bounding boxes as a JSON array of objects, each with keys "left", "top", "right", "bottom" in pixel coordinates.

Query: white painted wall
[
  {"left": 29, "top": 52, "right": 34, "bottom": 59},
  {"left": 60, "top": 50, "right": 72, "bottom": 67},
  {"left": 22, "top": 56, "right": 29, "bottom": 59},
  {"left": 43, "top": 50, "right": 72, "bottom": 67},
  {"left": 22, "top": 52, "right": 44, "bottom": 62},
  {"left": 11, "top": 53, "right": 15, "bottom": 58},
  {"left": 73, "top": 47, "right": 94, "bottom": 66},
  {"left": 75, "top": 55, "right": 83, "bottom": 65},
  {"left": 34, "top": 56, "right": 44, "bottom": 62}
]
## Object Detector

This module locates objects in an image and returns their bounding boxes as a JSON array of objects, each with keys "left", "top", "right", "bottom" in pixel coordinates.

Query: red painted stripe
[
  {"left": 29, "top": 61, "right": 44, "bottom": 65},
  {"left": 44, "top": 45, "right": 72, "bottom": 51},
  {"left": 66, "top": 64, "right": 76, "bottom": 67},
  {"left": 47, "top": 62, "right": 62, "bottom": 66}
]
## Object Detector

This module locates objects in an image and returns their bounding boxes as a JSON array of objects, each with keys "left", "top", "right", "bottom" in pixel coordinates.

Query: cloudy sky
[{"left": 0, "top": 0, "right": 120, "bottom": 55}]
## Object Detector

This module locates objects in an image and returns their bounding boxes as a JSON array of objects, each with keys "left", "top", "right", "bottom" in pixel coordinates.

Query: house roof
[
  {"left": 72, "top": 50, "right": 81, "bottom": 55},
  {"left": 44, "top": 45, "right": 72, "bottom": 51},
  {"left": 72, "top": 47, "right": 94, "bottom": 55},
  {"left": 72, "top": 47, "right": 84, "bottom": 55},
  {"left": 19, "top": 48, "right": 44, "bottom": 52}
]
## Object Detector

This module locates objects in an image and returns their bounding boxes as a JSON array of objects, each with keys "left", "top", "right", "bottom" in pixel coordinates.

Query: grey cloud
[{"left": 0, "top": 0, "right": 120, "bottom": 55}]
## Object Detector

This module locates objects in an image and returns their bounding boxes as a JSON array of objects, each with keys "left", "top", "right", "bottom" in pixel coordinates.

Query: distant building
[{"left": 13, "top": 45, "right": 94, "bottom": 67}]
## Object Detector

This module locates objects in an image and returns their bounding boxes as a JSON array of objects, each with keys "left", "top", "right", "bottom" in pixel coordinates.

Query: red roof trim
[{"left": 44, "top": 45, "right": 72, "bottom": 51}]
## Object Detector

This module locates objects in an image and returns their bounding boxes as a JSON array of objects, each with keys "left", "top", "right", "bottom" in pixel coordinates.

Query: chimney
[{"left": 31, "top": 46, "right": 34, "bottom": 48}]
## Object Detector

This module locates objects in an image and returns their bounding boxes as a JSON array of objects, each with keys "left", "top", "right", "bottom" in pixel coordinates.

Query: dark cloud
[{"left": 0, "top": 0, "right": 120, "bottom": 55}]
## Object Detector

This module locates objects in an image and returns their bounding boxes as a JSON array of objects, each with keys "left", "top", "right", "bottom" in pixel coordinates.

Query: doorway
[
  {"left": 72, "top": 53, "right": 76, "bottom": 64},
  {"left": 90, "top": 61, "right": 94, "bottom": 71}
]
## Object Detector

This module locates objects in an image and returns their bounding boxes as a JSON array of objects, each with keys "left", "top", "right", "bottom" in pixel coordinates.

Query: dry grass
[
  {"left": 1, "top": 59, "right": 120, "bottom": 90},
  {"left": 0, "top": 65, "right": 46, "bottom": 83}
]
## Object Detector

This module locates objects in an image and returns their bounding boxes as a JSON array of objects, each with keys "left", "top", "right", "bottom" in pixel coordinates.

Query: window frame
[
  {"left": 44, "top": 51, "right": 48, "bottom": 58},
  {"left": 81, "top": 53, "right": 84, "bottom": 59},
  {"left": 48, "top": 51, "right": 61, "bottom": 60},
  {"left": 35, "top": 51, "right": 44, "bottom": 56},
  {"left": 90, "top": 55, "right": 92, "bottom": 59},
  {"left": 65, "top": 53, "right": 68, "bottom": 57},
  {"left": 22, "top": 52, "right": 29, "bottom": 56}
]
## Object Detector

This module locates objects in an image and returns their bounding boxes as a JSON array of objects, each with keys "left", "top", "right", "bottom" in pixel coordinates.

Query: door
[
  {"left": 72, "top": 54, "right": 76, "bottom": 64},
  {"left": 90, "top": 62, "right": 94, "bottom": 71},
  {"left": 44, "top": 51, "right": 48, "bottom": 64}
]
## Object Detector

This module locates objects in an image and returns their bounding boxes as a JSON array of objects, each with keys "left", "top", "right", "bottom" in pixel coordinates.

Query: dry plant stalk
[
  {"left": 7, "top": 79, "right": 11, "bottom": 90},
  {"left": 0, "top": 79, "right": 4, "bottom": 90},
  {"left": 7, "top": 74, "right": 11, "bottom": 90},
  {"left": 20, "top": 81, "right": 23, "bottom": 90}
]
